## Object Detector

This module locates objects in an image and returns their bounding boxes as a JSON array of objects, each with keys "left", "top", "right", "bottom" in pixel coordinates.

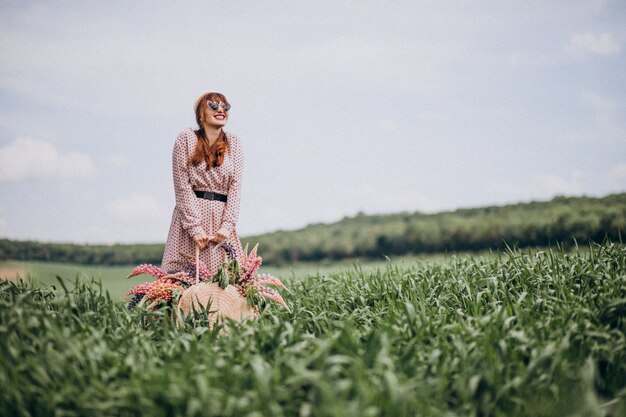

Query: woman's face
[{"left": 201, "top": 98, "right": 229, "bottom": 128}]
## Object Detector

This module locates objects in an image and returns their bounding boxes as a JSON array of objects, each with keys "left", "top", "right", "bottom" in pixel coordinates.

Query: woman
[{"left": 161, "top": 91, "right": 244, "bottom": 276}]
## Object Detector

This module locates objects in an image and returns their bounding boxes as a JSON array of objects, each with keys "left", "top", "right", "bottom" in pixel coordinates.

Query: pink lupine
[
  {"left": 233, "top": 284, "right": 247, "bottom": 298},
  {"left": 181, "top": 253, "right": 212, "bottom": 281},
  {"left": 258, "top": 287, "right": 288, "bottom": 309},
  {"left": 240, "top": 245, "right": 263, "bottom": 284},
  {"left": 125, "top": 282, "right": 155, "bottom": 298},
  {"left": 145, "top": 281, "right": 183, "bottom": 302},
  {"left": 127, "top": 264, "right": 167, "bottom": 280},
  {"left": 255, "top": 273, "right": 287, "bottom": 289},
  {"left": 125, "top": 242, "right": 288, "bottom": 312},
  {"left": 161, "top": 271, "right": 194, "bottom": 286},
  {"left": 240, "top": 243, "right": 260, "bottom": 268},
  {"left": 239, "top": 252, "right": 253, "bottom": 271},
  {"left": 240, "top": 258, "right": 262, "bottom": 285}
]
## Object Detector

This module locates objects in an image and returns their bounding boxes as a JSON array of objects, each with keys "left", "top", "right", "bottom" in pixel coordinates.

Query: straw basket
[{"left": 175, "top": 246, "right": 255, "bottom": 327}]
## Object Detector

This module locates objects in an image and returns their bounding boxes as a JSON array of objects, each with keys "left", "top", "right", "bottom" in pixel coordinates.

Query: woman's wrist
[
  {"left": 189, "top": 226, "right": 205, "bottom": 238},
  {"left": 217, "top": 226, "right": 231, "bottom": 239}
]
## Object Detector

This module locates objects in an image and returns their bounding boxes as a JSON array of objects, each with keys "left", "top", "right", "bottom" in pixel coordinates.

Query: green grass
[
  {"left": 1, "top": 243, "right": 625, "bottom": 416},
  {"left": 0, "top": 260, "right": 137, "bottom": 300},
  {"left": 0, "top": 253, "right": 471, "bottom": 301}
]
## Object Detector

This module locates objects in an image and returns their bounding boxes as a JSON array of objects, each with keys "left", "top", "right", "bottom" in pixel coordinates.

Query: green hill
[
  {"left": 242, "top": 193, "right": 626, "bottom": 265},
  {"left": 1, "top": 193, "right": 624, "bottom": 265}
]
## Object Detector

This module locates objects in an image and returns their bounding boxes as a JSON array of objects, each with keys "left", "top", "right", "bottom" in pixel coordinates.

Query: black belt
[{"left": 194, "top": 190, "right": 227, "bottom": 202}]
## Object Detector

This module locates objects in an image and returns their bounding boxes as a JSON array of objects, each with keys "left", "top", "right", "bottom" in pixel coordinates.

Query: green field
[
  {"left": 1, "top": 243, "right": 625, "bottom": 416},
  {"left": 0, "top": 260, "right": 137, "bottom": 300},
  {"left": 0, "top": 252, "right": 475, "bottom": 301}
]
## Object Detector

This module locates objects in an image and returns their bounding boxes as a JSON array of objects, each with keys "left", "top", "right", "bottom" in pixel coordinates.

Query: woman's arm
[
  {"left": 172, "top": 131, "right": 205, "bottom": 238},
  {"left": 217, "top": 134, "right": 243, "bottom": 238}
]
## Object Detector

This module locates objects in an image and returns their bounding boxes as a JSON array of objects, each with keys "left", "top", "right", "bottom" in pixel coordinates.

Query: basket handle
[
  {"left": 194, "top": 242, "right": 228, "bottom": 285},
  {"left": 195, "top": 245, "right": 200, "bottom": 285}
]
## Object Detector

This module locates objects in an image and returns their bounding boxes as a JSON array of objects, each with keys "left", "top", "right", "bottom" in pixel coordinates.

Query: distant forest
[{"left": 1, "top": 193, "right": 624, "bottom": 266}]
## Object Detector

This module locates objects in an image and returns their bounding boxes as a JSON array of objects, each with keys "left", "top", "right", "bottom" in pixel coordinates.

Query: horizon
[
  {"left": 2, "top": 191, "right": 620, "bottom": 245},
  {"left": 1, "top": 1, "right": 625, "bottom": 244}
]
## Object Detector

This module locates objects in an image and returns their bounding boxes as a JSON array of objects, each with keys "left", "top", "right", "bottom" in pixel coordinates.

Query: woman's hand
[
  {"left": 194, "top": 230, "right": 229, "bottom": 249},
  {"left": 193, "top": 232, "right": 211, "bottom": 250},
  {"left": 209, "top": 231, "right": 228, "bottom": 244}
]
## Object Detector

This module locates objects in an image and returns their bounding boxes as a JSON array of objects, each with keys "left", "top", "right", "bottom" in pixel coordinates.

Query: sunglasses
[{"left": 206, "top": 100, "right": 231, "bottom": 112}]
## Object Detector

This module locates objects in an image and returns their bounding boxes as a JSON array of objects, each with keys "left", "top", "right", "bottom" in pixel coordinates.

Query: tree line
[
  {"left": 0, "top": 240, "right": 165, "bottom": 266},
  {"left": 1, "top": 193, "right": 624, "bottom": 266},
  {"left": 243, "top": 193, "right": 625, "bottom": 265}
]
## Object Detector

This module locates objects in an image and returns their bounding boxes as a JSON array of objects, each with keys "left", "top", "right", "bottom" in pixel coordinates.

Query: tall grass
[{"left": 1, "top": 243, "right": 625, "bottom": 416}]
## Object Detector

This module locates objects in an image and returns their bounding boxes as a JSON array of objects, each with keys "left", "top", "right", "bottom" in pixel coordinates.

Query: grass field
[
  {"left": 1, "top": 243, "right": 624, "bottom": 416},
  {"left": 0, "top": 252, "right": 477, "bottom": 301}
]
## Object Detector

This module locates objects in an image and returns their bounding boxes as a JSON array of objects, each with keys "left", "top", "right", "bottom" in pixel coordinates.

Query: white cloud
[
  {"left": 376, "top": 118, "right": 399, "bottom": 131},
  {"left": 105, "top": 192, "right": 171, "bottom": 243},
  {"left": 566, "top": 32, "right": 621, "bottom": 55},
  {"left": 0, "top": 137, "right": 96, "bottom": 182},
  {"left": 107, "top": 192, "right": 168, "bottom": 221},
  {"left": 487, "top": 166, "right": 626, "bottom": 204},
  {"left": 505, "top": 52, "right": 560, "bottom": 70},
  {"left": 580, "top": 92, "right": 626, "bottom": 143},
  {"left": 415, "top": 111, "right": 449, "bottom": 121},
  {"left": 487, "top": 174, "right": 585, "bottom": 201},
  {"left": 102, "top": 153, "right": 130, "bottom": 168},
  {"left": 607, "top": 164, "right": 626, "bottom": 184},
  {"left": 295, "top": 35, "right": 459, "bottom": 95},
  {"left": 337, "top": 181, "right": 445, "bottom": 215},
  {"left": 588, "top": 164, "right": 626, "bottom": 196},
  {"left": 583, "top": 92, "right": 619, "bottom": 111},
  {"left": 298, "top": 36, "right": 382, "bottom": 75}
]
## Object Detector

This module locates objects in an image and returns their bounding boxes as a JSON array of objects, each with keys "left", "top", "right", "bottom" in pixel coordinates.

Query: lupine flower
[
  {"left": 240, "top": 244, "right": 262, "bottom": 285},
  {"left": 233, "top": 284, "right": 247, "bottom": 298},
  {"left": 178, "top": 252, "right": 213, "bottom": 282},
  {"left": 125, "top": 282, "right": 155, "bottom": 297},
  {"left": 145, "top": 281, "right": 183, "bottom": 302},
  {"left": 255, "top": 273, "right": 287, "bottom": 289},
  {"left": 126, "top": 294, "right": 143, "bottom": 310},
  {"left": 127, "top": 264, "right": 167, "bottom": 279},
  {"left": 257, "top": 286, "right": 288, "bottom": 309},
  {"left": 222, "top": 242, "right": 237, "bottom": 260},
  {"left": 124, "top": 243, "right": 288, "bottom": 311},
  {"left": 162, "top": 272, "right": 194, "bottom": 286}
]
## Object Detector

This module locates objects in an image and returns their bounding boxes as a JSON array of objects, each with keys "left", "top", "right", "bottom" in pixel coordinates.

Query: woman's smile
[{"left": 203, "top": 108, "right": 228, "bottom": 128}]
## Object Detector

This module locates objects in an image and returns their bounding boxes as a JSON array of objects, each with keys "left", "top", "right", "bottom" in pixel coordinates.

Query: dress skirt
[{"left": 161, "top": 198, "right": 243, "bottom": 277}]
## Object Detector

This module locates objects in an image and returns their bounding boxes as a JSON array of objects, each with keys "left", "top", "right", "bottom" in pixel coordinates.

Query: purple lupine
[
  {"left": 126, "top": 294, "right": 144, "bottom": 310},
  {"left": 219, "top": 242, "right": 237, "bottom": 261}
]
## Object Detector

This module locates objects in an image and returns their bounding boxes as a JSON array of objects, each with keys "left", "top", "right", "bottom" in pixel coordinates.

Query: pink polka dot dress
[{"left": 161, "top": 128, "right": 244, "bottom": 276}]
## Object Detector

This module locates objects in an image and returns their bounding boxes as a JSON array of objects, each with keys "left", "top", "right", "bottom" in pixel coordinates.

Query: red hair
[{"left": 191, "top": 92, "right": 230, "bottom": 168}]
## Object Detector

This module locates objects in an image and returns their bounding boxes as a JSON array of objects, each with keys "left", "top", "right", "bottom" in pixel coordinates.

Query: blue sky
[{"left": 1, "top": 0, "right": 625, "bottom": 244}]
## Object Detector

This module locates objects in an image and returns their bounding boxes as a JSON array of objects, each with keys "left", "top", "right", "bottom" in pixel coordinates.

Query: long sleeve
[
  {"left": 172, "top": 132, "right": 205, "bottom": 238},
  {"left": 218, "top": 134, "right": 243, "bottom": 237}
]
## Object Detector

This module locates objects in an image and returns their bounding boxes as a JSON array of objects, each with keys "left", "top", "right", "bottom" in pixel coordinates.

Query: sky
[{"left": 0, "top": 0, "right": 625, "bottom": 244}]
